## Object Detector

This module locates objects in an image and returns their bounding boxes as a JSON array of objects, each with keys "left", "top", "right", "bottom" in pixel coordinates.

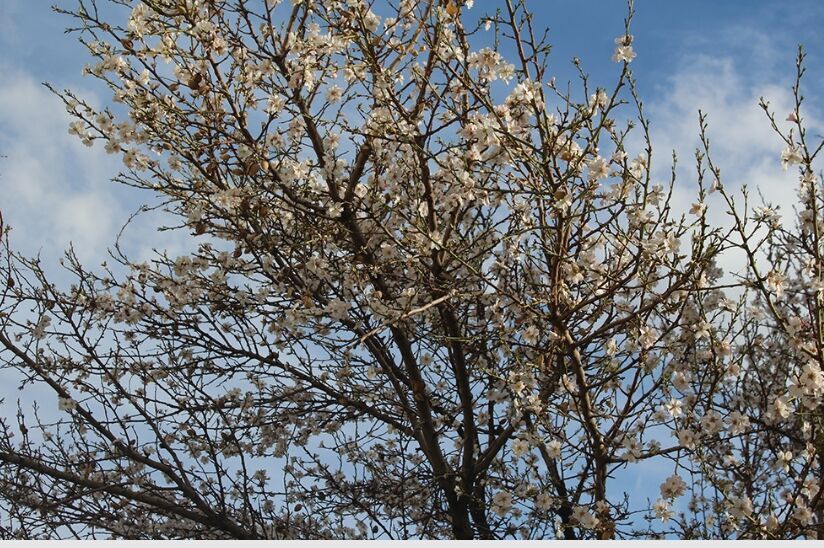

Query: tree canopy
[{"left": 0, "top": 0, "right": 822, "bottom": 539}]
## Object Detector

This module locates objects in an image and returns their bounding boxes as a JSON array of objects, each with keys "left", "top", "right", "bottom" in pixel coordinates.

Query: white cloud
[
  {"left": 0, "top": 68, "right": 194, "bottom": 274},
  {"left": 647, "top": 54, "right": 800, "bottom": 206},
  {"left": 642, "top": 50, "right": 821, "bottom": 280},
  {"left": 0, "top": 70, "right": 123, "bottom": 266}
]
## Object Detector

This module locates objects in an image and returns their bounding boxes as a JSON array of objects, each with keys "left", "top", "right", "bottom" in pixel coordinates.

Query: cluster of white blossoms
[
  {"left": 571, "top": 506, "right": 600, "bottom": 530},
  {"left": 727, "top": 496, "right": 754, "bottom": 520},
  {"left": 659, "top": 474, "right": 687, "bottom": 500},
  {"left": 467, "top": 47, "right": 516, "bottom": 82},
  {"left": 781, "top": 145, "right": 804, "bottom": 169},
  {"left": 652, "top": 499, "right": 674, "bottom": 523},
  {"left": 612, "top": 34, "right": 636, "bottom": 63},
  {"left": 491, "top": 491, "right": 514, "bottom": 517},
  {"left": 56, "top": 395, "right": 77, "bottom": 412},
  {"left": 30, "top": 314, "right": 51, "bottom": 341}
]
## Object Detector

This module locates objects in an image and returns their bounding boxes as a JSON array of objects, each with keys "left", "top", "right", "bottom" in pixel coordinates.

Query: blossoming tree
[{"left": 0, "top": 0, "right": 821, "bottom": 539}]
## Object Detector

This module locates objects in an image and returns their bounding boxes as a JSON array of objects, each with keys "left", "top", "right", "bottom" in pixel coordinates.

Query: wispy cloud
[
  {"left": 650, "top": 54, "right": 800, "bottom": 209},
  {"left": 0, "top": 70, "right": 124, "bottom": 265},
  {"left": 641, "top": 38, "right": 821, "bottom": 279},
  {"left": 0, "top": 68, "right": 195, "bottom": 274}
]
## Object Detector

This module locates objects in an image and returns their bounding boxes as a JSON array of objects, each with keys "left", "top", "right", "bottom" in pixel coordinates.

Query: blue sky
[{"left": 1, "top": 0, "right": 823, "bottom": 536}]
